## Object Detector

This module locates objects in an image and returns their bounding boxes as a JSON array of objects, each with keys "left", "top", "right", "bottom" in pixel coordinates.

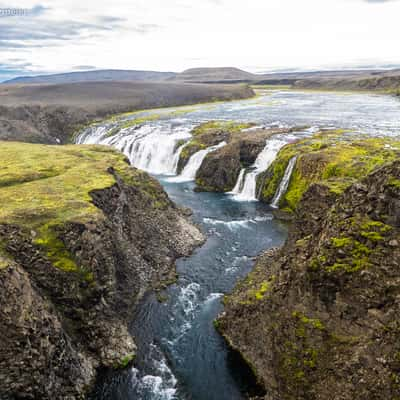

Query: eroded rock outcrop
[
  {"left": 218, "top": 161, "right": 400, "bottom": 400},
  {"left": 0, "top": 142, "right": 204, "bottom": 399},
  {"left": 182, "top": 122, "right": 297, "bottom": 192}
]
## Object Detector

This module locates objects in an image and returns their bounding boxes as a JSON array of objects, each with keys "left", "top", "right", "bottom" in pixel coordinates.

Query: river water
[{"left": 81, "top": 89, "right": 400, "bottom": 400}]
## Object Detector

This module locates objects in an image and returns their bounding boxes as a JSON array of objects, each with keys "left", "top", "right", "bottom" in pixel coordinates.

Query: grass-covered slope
[
  {"left": 0, "top": 142, "right": 168, "bottom": 275},
  {"left": 0, "top": 141, "right": 203, "bottom": 399},
  {"left": 258, "top": 131, "right": 400, "bottom": 212},
  {"left": 0, "top": 142, "right": 164, "bottom": 228}
]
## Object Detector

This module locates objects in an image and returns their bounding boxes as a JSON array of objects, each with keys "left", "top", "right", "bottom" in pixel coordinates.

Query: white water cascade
[
  {"left": 169, "top": 141, "right": 227, "bottom": 183},
  {"left": 231, "top": 139, "right": 287, "bottom": 202},
  {"left": 77, "top": 123, "right": 193, "bottom": 175},
  {"left": 270, "top": 156, "right": 297, "bottom": 208},
  {"left": 229, "top": 169, "right": 246, "bottom": 195}
]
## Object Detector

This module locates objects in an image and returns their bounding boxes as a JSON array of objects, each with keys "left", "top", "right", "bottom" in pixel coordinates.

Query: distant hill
[
  {"left": 171, "top": 67, "right": 258, "bottom": 83},
  {"left": 3, "top": 69, "right": 177, "bottom": 84},
  {"left": 0, "top": 81, "right": 254, "bottom": 144},
  {"left": 4, "top": 67, "right": 400, "bottom": 91},
  {"left": 291, "top": 69, "right": 400, "bottom": 92}
]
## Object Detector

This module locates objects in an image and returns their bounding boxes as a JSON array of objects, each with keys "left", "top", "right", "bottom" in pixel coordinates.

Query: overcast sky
[{"left": 0, "top": 0, "right": 400, "bottom": 80}]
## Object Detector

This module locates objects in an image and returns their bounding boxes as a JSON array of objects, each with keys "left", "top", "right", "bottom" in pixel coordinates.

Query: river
[{"left": 80, "top": 89, "right": 400, "bottom": 400}]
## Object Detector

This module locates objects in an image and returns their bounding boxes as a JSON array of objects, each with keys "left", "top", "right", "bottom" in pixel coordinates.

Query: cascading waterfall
[
  {"left": 170, "top": 141, "right": 227, "bottom": 182},
  {"left": 270, "top": 156, "right": 297, "bottom": 208},
  {"left": 229, "top": 169, "right": 246, "bottom": 194},
  {"left": 77, "top": 123, "right": 193, "bottom": 175},
  {"left": 231, "top": 139, "right": 287, "bottom": 202}
]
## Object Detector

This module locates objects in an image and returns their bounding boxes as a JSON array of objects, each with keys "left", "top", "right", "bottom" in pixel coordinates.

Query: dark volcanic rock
[{"left": 218, "top": 161, "right": 400, "bottom": 400}]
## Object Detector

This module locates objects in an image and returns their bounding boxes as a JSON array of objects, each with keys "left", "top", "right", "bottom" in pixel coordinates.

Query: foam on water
[{"left": 131, "top": 345, "right": 177, "bottom": 400}]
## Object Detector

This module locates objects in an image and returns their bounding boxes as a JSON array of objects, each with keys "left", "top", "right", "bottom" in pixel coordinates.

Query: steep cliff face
[
  {"left": 0, "top": 142, "right": 204, "bottom": 399},
  {"left": 218, "top": 161, "right": 400, "bottom": 400}
]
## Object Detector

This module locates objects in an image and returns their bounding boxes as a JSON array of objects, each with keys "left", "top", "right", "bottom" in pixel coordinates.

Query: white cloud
[{"left": 0, "top": 0, "right": 400, "bottom": 76}]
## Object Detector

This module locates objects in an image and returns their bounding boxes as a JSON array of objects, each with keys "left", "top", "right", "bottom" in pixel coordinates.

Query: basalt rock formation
[
  {"left": 0, "top": 142, "right": 204, "bottom": 399},
  {"left": 217, "top": 160, "right": 400, "bottom": 400}
]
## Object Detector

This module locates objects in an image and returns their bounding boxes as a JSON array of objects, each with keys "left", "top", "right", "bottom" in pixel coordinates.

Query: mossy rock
[
  {"left": 258, "top": 131, "right": 400, "bottom": 211},
  {"left": 177, "top": 120, "right": 253, "bottom": 173},
  {"left": 0, "top": 141, "right": 168, "bottom": 275}
]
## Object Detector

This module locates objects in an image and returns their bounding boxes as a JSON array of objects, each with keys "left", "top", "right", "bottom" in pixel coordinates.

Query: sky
[{"left": 0, "top": 0, "right": 400, "bottom": 80}]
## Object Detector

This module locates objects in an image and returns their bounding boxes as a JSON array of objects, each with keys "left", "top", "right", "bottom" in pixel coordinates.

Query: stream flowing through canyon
[{"left": 78, "top": 89, "right": 400, "bottom": 400}]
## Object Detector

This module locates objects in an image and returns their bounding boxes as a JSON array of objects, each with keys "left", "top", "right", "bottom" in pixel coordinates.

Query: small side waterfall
[
  {"left": 231, "top": 139, "right": 287, "bottom": 202},
  {"left": 229, "top": 169, "right": 246, "bottom": 194},
  {"left": 170, "top": 142, "right": 227, "bottom": 183},
  {"left": 77, "top": 123, "right": 193, "bottom": 175},
  {"left": 270, "top": 156, "right": 297, "bottom": 208}
]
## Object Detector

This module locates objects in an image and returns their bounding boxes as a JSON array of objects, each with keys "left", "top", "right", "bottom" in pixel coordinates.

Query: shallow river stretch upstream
[{"left": 79, "top": 90, "right": 400, "bottom": 400}]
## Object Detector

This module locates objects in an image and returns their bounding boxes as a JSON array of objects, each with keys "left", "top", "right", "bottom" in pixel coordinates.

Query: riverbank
[
  {"left": 0, "top": 81, "right": 254, "bottom": 144},
  {"left": 217, "top": 160, "right": 400, "bottom": 400}
]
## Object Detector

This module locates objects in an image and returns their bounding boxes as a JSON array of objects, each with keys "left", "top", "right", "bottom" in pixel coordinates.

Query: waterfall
[
  {"left": 270, "top": 156, "right": 297, "bottom": 208},
  {"left": 77, "top": 123, "right": 192, "bottom": 175},
  {"left": 170, "top": 141, "right": 227, "bottom": 183},
  {"left": 229, "top": 169, "right": 246, "bottom": 194},
  {"left": 171, "top": 144, "right": 187, "bottom": 175},
  {"left": 231, "top": 139, "right": 287, "bottom": 202}
]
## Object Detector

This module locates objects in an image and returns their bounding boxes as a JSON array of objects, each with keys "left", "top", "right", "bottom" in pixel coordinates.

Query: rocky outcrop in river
[
  {"left": 217, "top": 160, "right": 400, "bottom": 400},
  {"left": 195, "top": 127, "right": 289, "bottom": 192},
  {"left": 177, "top": 121, "right": 298, "bottom": 192},
  {"left": 0, "top": 142, "right": 204, "bottom": 399}
]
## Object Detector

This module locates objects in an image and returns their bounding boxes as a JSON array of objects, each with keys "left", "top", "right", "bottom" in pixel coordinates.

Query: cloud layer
[{"left": 0, "top": 0, "right": 400, "bottom": 80}]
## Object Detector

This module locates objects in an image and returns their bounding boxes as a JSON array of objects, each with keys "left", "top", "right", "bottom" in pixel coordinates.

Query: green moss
[
  {"left": 0, "top": 141, "right": 167, "bottom": 273},
  {"left": 254, "top": 280, "right": 271, "bottom": 300},
  {"left": 292, "top": 312, "right": 325, "bottom": 331},
  {"left": 360, "top": 220, "right": 392, "bottom": 241},
  {"left": 180, "top": 140, "right": 206, "bottom": 161},
  {"left": 360, "top": 231, "right": 384, "bottom": 241},
  {"left": 388, "top": 178, "right": 400, "bottom": 189},
  {"left": 192, "top": 120, "right": 253, "bottom": 136},
  {"left": 114, "top": 353, "right": 135, "bottom": 369},
  {"left": 259, "top": 131, "right": 400, "bottom": 211},
  {"left": 34, "top": 225, "right": 94, "bottom": 281},
  {"left": 309, "top": 214, "right": 392, "bottom": 275},
  {"left": 331, "top": 237, "right": 353, "bottom": 248}
]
